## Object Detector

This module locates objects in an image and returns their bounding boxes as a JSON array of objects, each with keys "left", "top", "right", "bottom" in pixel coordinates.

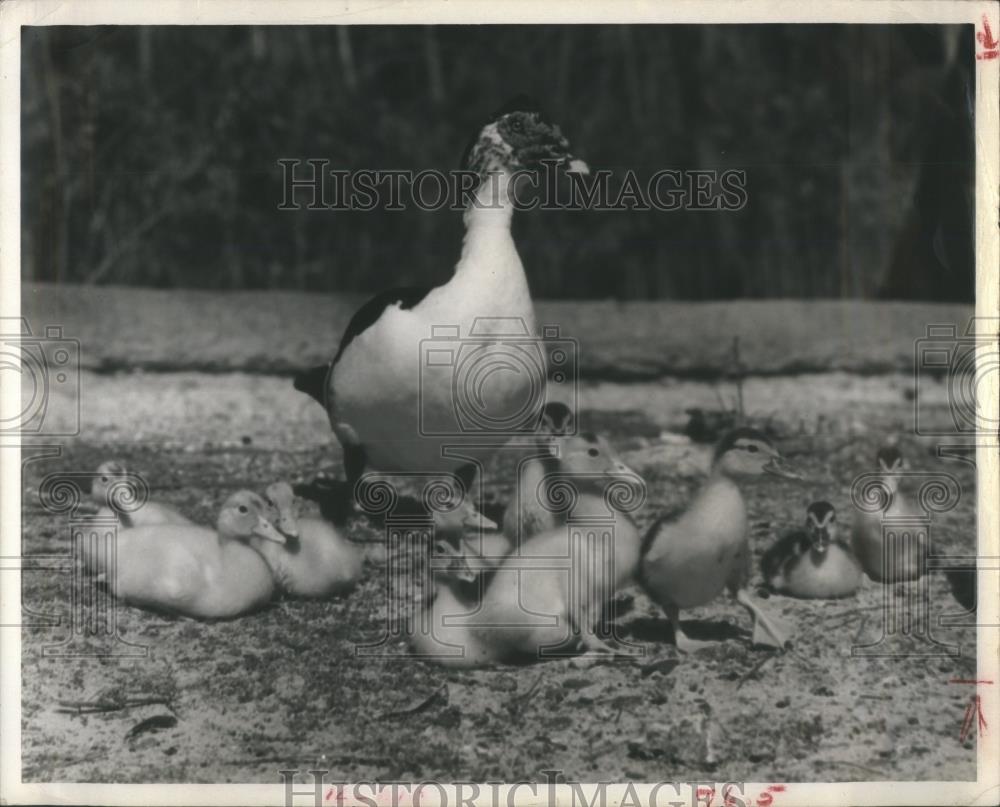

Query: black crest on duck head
[
  {"left": 713, "top": 426, "right": 773, "bottom": 463},
  {"left": 459, "top": 95, "right": 546, "bottom": 170}
]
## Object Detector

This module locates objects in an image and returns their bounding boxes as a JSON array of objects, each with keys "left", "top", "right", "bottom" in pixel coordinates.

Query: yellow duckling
[
  {"left": 91, "top": 461, "right": 193, "bottom": 527},
  {"left": 639, "top": 428, "right": 799, "bottom": 652},
  {"left": 85, "top": 461, "right": 194, "bottom": 575},
  {"left": 106, "top": 491, "right": 284, "bottom": 619},
  {"left": 416, "top": 484, "right": 643, "bottom": 667},
  {"left": 762, "top": 501, "right": 862, "bottom": 599},
  {"left": 251, "top": 482, "right": 363, "bottom": 599},
  {"left": 500, "top": 420, "right": 635, "bottom": 552},
  {"left": 851, "top": 446, "right": 925, "bottom": 583}
]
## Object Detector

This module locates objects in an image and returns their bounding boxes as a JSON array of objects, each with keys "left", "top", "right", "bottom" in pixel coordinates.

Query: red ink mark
[
  {"left": 756, "top": 793, "right": 774, "bottom": 807},
  {"left": 696, "top": 786, "right": 715, "bottom": 805},
  {"left": 949, "top": 679, "right": 993, "bottom": 685},
  {"left": 768, "top": 785, "right": 786, "bottom": 793},
  {"left": 978, "top": 15, "right": 999, "bottom": 60},
  {"left": 722, "top": 784, "right": 741, "bottom": 806},
  {"left": 960, "top": 694, "right": 988, "bottom": 742}
]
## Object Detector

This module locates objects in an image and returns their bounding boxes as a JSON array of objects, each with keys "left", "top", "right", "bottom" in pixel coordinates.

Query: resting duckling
[
  {"left": 250, "top": 482, "right": 363, "bottom": 599},
  {"left": 639, "top": 428, "right": 799, "bottom": 652},
  {"left": 851, "top": 446, "right": 925, "bottom": 583},
  {"left": 417, "top": 482, "right": 644, "bottom": 667},
  {"left": 106, "top": 491, "right": 284, "bottom": 619},
  {"left": 91, "top": 461, "right": 192, "bottom": 527},
  {"left": 762, "top": 501, "right": 862, "bottom": 599},
  {"left": 84, "top": 461, "right": 194, "bottom": 574},
  {"left": 500, "top": 419, "right": 634, "bottom": 552}
]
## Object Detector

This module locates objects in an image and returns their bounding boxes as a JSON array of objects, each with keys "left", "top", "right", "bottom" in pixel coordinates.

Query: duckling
[
  {"left": 851, "top": 446, "right": 925, "bottom": 583},
  {"left": 293, "top": 100, "right": 589, "bottom": 496},
  {"left": 91, "top": 461, "right": 192, "bottom": 527},
  {"left": 106, "top": 491, "right": 284, "bottom": 619},
  {"left": 500, "top": 421, "right": 635, "bottom": 551},
  {"left": 639, "top": 428, "right": 799, "bottom": 652},
  {"left": 84, "top": 461, "right": 194, "bottom": 575},
  {"left": 416, "top": 483, "right": 644, "bottom": 667},
  {"left": 762, "top": 502, "right": 862, "bottom": 599},
  {"left": 246, "top": 482, "right": 363, "bottom": 599}
]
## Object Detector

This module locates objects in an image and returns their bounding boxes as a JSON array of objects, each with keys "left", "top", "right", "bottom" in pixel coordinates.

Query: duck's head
[
  {"left": 713, "top": 428, "right": 802, "bottom": 480},
  {"left": 91, "top": 460, "right": 128, "bottom": 503},
  {"left": 462, "top": 97, "right": 589, "bottom": 177},
  {"left": 263, "top": 482, "right": 300, "bottom": 539},
  {"left": 554, "top": 432, "right": 635, "bottom": 478},
  {"left": 217, "top": 491, "right": 286, "bottom": 545},
  {"left": 805, "top": 501, "right": 837, "bottom": 554},
  {"left": 539, "top": 401, "right": 575, "bottom": 436}
]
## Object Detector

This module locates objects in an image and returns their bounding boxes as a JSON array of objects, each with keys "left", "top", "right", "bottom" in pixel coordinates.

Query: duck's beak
[
  {"left": 763, "top": 455, "right": 803, "bottom": 481},
  {"left": 252, "top": 516, "right": 287, "bottom": 545},
  {"left": 274, "top": 506, "right": 299, "bottom": 539}
]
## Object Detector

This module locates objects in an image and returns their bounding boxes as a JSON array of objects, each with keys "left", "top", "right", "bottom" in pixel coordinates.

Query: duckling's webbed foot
[
  {"left": 735, "top": 588, "right": 792, "bottom": 650},
  {"left": 665, "top": 605, "right": 714, "bottom": 654}
]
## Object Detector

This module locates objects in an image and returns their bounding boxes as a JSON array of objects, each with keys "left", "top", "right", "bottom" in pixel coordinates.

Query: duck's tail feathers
[{"left": 293, "top": 363, "right": 331, "bottom": 407}]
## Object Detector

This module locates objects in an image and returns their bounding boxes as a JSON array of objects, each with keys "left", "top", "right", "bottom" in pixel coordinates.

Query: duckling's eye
[
  {"left": 746, "top": 445, "right": 760, "bottom": 453},
  {"left": 588, "top": 448, "right": 600, "bottom": 457},
  {"left": 509, "top": 118, "right": 524, "bottom": 134},
  {"left": 238, "top": 505, "right": 249, "bottom": 514},
  {"left": 101, "top": 476, "right": 109, "bottom": 483}
]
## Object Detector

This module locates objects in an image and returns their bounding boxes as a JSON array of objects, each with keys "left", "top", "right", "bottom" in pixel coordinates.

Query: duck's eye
[
  {"left": 746, "top": 445, "right": 759, "bottom": 453},
  {"left": 238, "top": 505, "right": 249, "bottom": 514},
  {"left": 588, "top": 448, "right": 599, "bottom": 457}
]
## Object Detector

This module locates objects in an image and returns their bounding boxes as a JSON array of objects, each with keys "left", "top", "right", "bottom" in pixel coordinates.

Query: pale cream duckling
[
  {"left": 762, "top": 501, "right": 862, "bottom": 599},
  {"left": 496, "top": 403, "right": 634, "bottom": 562},
  {"left": 91, "top": 461, "right": 193, "bottom": 526},
  {"left": 85, "top": 461, "right": 194, "bottom": 574},
  {"left": 106, "top": 491, "right": 284, "bottom": 619},
  {"left": 416, "top": 478, "right": 645, "bottom": 667},
  {"left": 252, "top": 482, "right": 363, "bottom": 599},
  {"left": 851, "top": 446, "right": 925, "bottom": 583},
  {"left": 640, "top": 428, "right": 799, "bottom": 652}
]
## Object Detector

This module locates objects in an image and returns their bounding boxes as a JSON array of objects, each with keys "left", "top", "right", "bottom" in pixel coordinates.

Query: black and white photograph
[{"left": 1, "top": 1, "right": 998, "bottom": 804}]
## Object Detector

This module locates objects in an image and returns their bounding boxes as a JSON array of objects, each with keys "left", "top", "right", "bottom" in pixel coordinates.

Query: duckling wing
[
  {"left": 110, "top": 528, "right": 210, "bottom": 613},
  {"left": 761, "top": 530, "right": 810, "bottom": 583}
]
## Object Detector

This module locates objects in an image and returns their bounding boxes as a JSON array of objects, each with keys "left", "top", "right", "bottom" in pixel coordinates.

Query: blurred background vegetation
[{"left": 22, "top": 24, "right": 975, "bottom": 301}]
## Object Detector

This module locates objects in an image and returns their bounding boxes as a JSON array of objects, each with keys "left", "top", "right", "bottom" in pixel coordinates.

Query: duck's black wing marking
[
  {"left": 333, "top": 285, "right": 433, "bottom": 365},
  {"left": 293, "top": 285, "right": 434, "bottom": 407}
]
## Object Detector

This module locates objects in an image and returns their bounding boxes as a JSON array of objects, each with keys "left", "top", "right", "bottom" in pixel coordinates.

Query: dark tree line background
[{"left": 22, "top": 24, "right": 975, "bottom": 301}]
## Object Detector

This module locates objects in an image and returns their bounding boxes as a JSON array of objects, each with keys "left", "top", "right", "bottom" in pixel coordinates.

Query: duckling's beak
[
  {"left": 252, "top": 516, "right": 287, "bottom": 545},
  {"left": 812, "top": 528, "right": 830, "bottom": 554},
  {"left": 566, "top": 157, "right": 590, "bottom": 175},
  {"left": 274, "top": 507, "right": 299, "bottom": 539},
  {"left": 763, "top": 456, "right": 803, "bottom": 481},
  {"left": 464, "top": 511, "right": 499, "bottom": 532}
]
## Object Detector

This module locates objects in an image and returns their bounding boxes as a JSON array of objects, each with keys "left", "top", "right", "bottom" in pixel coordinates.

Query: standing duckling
[
  {"left": 106, "top": 491, "right": 284, "bottom": 619},
  {"left": 762, "top": 502, "right": 862, "bottom": 599},
  {"left": 250, "top": 482, "right": 363, "bottom": 599},
  {"left": 851, "top": 446, "right": 925, "bottom": 583},
  {"left": 639, "top": 428, "right": 799, "bottom": 652}
]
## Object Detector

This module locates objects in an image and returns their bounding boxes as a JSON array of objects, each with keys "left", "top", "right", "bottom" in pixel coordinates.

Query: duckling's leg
[
  {"left": 665, "top": 604, "right": 715, "bottom": 653},
  {"left": 733, "top": 588, "right": 792, "bottom": 650}
]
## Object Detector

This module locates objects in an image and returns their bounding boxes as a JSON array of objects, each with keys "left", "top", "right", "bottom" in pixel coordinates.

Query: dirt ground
[{"left": 19, "top": 368, "right": 980, "bottom": 784}]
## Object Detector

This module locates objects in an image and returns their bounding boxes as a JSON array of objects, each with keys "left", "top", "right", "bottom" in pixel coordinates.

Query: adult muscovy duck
[{"left": 295, "top": 99, "right": 588, "bottom": 493}]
